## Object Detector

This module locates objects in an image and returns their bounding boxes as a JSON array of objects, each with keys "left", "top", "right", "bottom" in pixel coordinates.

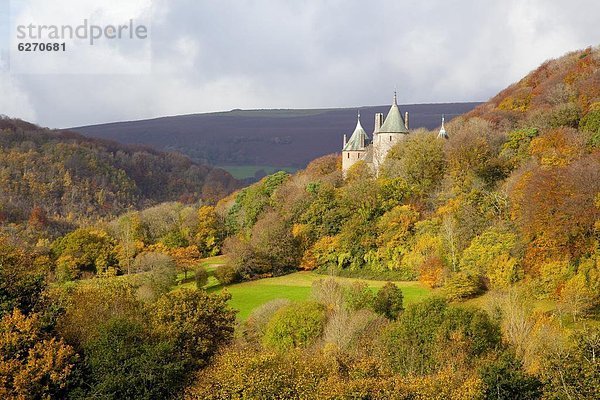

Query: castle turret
[
  {"left": 342, "top": 111, "right": 369, "bottom": 177},
  {"left": 372, "top": 92, "right": 410, "bottom": 171}
]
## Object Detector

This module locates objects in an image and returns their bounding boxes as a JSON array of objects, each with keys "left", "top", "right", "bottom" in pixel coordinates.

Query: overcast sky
[{"left": 1, "top": 0, "right": 600, "bottom": 128}]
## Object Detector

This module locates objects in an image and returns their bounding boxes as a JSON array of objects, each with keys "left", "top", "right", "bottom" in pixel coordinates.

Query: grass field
[
  {"left": 214, "top": 273, "right": 432, "bottom": 320},
  {"left": 217, "top": 165, "right": 297, "bottom": 179},
  {"left": 178, "top": 260, "right": 432, "bottom": 320}
]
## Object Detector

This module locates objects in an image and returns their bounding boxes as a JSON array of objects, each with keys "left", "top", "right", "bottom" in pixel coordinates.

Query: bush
[
  {"left": 262, "top": 301, "right": 327, "bottom": 351},
  {"left": 214, "top": 264, "right": 240, "bottom": 285},
  {"left": 151, "top": 289, "right": 236, "bottom": 365},
  {"left": 243, "top": 299, "right": 291, "bottom": 343},
  {"left": 343, "top": 281, "right": 374, "bottom": 311},
  {"left": 579, "top": 102, "right": 600, "bottom": 133},
  {"left": 82, "top": 318, "right": 187, "bottom": 400},
  {"left": 373, "top": 282, "right": 404, "bottom": 320},
  {"left": 184, "top": 347, "right": 330, "bottom": 399},
  {"left": 380, "top": 298, "right": 501, "bottom": 375},
  {"left": 444, "top": 272, "right": 484, "bottom": 301},
  {"left": 194, "top": 266, "right": 208, "bottom": 289},
  {"left": 480, "top": 352, "right": 543, "bottom": 400}
]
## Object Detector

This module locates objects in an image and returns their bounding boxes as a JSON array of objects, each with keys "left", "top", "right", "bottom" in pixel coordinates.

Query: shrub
[
  {"left": 0, "top": 239, "right": 46, "bottom": 316},
  {"left": 82, "top": 318, "right": 186, "bottom": 400},
  {"left": 579, "top": 102, "right": 600, "bottom": 133},
  {"left": 380, "top": 298, "right": 501, "bottom": 375},
  {"left": 445, "top": 272, "right": 484, "bottom": 301},
  {"left": 214, "top": 264, "right": 240, "bottom": 285},
  {"left": 479, "top": 352, "right": 543, "bottom": 400},
  {"left": 194, "top": 266, "right": 208, "bottom": 289},
  {"left": 262, "top": 301, "right": 327, "bottom": 351},
  {"left": 184, "top": 347, "right": 330, "bottom": 399},
  {"left": 373, "top": 282, "right": 404, "bottom": 320},
  {"left": 343, "top": 281, "right": 374, "bottom": 311},
  {"left": 243, "top": 299, "right": 291, "bottom": 343},
  {"left": 151, "top": 289, "right": 236, "bottom": 365}
]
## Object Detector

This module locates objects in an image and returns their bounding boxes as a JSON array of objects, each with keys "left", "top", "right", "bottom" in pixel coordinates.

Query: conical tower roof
[
  {"left": 379, "top": 92, "right": 408, "bottom": 134},
  {"left": 343, "top": 111, "right": 369, "bottom": 151},
  {"left": 438, "top": 115, "right": 449, "bottom": 139}
]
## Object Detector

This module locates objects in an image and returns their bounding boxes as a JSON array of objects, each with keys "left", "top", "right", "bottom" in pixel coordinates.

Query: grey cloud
[{"left": 3, "top": 0, "right": 600, "bottom": 128}]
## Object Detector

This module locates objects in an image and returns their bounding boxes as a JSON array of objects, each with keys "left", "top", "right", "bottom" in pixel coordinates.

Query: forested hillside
[
  {"left": 217, "top": 46, "right": 600, "bottom": 293},
  {"left": 0, "top": 118, "right": 239, "bottom": 238}
]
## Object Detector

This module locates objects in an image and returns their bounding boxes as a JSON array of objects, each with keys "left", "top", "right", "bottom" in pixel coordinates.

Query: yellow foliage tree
[{"left": 0, "top": 309, "right": 77, "bottom": 398}]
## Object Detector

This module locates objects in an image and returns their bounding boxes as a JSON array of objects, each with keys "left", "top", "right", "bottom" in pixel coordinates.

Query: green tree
[
  {"left": 373, "top": 282, "right": 404, "bottom": 320},
  {"left": 380, "top": 131, "right": 446, "bottom": 196},
  {"left": 263, "top": 301, "right": 327, "bottom": 351},
  {"left": 194, "top": 266, "right": 209, "bottom": 289},
  {"left": 52, "top": 228, "right": 117, "bottom": 277},
  {"left": 81, "top": 318, "right": 186, "bottom": 400},
  {"left": 480, "top": 352, "right": 543, "bottom": 400},
  {"left": 150, "top": 289, "right": 236, "bottom": 366}
]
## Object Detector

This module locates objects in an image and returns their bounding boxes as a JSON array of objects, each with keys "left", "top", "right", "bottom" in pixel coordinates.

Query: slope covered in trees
[
  {"left": 215, "top": 46, "right": 600, "bottom": 310},
  {"left": 0, "top": 117, "right": 239, "bottom": 237}
]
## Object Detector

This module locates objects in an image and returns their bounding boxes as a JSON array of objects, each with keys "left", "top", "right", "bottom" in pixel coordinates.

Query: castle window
[
  {"left": 347, "top": 153, "right": 350, "bottom": 158},
  {"left": 389, "top": 136, "right": 392, "bottom": 141}
]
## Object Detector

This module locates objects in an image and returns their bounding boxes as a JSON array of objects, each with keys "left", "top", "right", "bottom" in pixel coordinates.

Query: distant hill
[
  {"left": 72, "top": 103, "right": 481, "bottom": 171},
  {"left": 0, "top": 117, "right": 239, "bottom": 232}
]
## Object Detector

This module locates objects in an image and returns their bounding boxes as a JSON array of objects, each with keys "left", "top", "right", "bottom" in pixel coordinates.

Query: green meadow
[
  {"left": 217, "top": 165, "right": 297, "bottom": 180},
  {"left": 178, "top": 258, "right": 432, "bottom": 320}
]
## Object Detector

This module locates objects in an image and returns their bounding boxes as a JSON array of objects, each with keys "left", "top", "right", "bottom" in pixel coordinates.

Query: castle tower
[
  {"left": 438, "top": 114, "right": 449, "bottom": 139},
  {"left": 342, "top": 111, "right": 369, "bottom": 177},
  {"left": 372, "top": 92, "right": 409, "bottom": 171}
]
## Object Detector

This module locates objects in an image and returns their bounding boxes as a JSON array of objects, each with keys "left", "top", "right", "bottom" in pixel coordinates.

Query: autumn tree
[
  {"left": 460, "top": 226, "right": 523, "bottom": 289},
  {"left": 150, "top": 289, "right": 236, "bottom": 366},
  {"left": 0, "top": 238, "right": 46, "bottom": 316},
  {"left": 0, "top": 309, "right": 78, "bottom": 399},
  {"left": 52, "top": 228, "right": 117, "bottom": 279},
  {"left": 509, "top": 154, "right": 600, "bottom": 264},
  {"left": 380, "top": 131, "right": 446, "bottom": 196},
  {"left": 195, "top": 205, "right": 223, "bottom": 256}
]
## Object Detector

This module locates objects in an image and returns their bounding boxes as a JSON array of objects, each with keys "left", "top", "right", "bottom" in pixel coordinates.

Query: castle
[{"left": 341, "top": 93, "right": 448, "bottom": 176}]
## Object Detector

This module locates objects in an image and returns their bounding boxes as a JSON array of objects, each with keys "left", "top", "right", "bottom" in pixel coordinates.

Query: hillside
[
  {"left": 216, "top": 45, "right": 600, "bottom": 306},
  {"left": 72, "top": 102, "right": 481, "bottom": 170},
  {"left": 0, "top": 117, "right": 239, "bottom": 234},
  {"left": 465, "top": 46, "right": 600, "bottom": 132}
]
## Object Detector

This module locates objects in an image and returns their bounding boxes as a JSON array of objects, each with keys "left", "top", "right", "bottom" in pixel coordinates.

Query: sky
[{"left": 1, "top": 0, "right": 600, "bottom": 128}]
